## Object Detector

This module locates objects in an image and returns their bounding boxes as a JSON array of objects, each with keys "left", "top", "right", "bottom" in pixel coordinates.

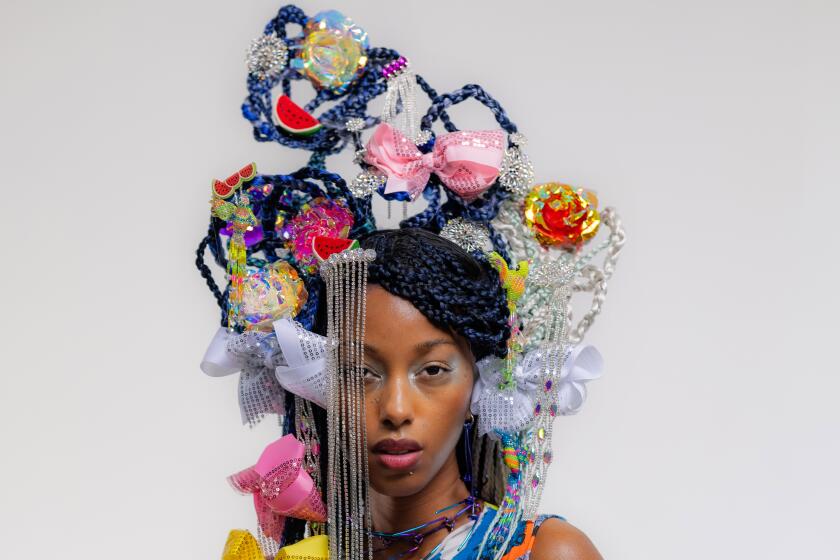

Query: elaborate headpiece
[{"left": 198, "top": 4, "right": 625, "bottom": 559}]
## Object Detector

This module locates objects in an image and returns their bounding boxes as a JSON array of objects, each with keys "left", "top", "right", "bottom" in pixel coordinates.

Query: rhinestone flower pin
[{"left": 246, "top": 33, "right": 289, "bottom": 81}]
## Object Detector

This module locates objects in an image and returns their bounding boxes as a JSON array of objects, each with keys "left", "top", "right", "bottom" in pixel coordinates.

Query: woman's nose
[{"left": 378, "top": 373, "right": 414, "bottom": 429}]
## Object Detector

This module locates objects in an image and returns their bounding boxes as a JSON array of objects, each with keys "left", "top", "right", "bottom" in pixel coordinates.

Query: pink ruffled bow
[
  {"left": 363, "top": 122, "right": 506, "bottom": 201},
  {"left": 228, "top": 435, "right": 326, "bottom": 541}
]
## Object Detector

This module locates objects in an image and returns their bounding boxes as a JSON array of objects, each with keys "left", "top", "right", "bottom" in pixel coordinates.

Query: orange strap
[{"left": 499, "top": 520, "right": 536, "bottom": 559}]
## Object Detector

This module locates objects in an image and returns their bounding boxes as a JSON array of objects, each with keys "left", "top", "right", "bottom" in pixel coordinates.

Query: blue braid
[
  {"left": 264, "top": 4, "right": 307, "bottom": 36},
  {"left": 399, "top": 183, "right": 444, "bottom": 230},
  {"left": 421, "top": 83, "right": 519, "bottom": 135}
]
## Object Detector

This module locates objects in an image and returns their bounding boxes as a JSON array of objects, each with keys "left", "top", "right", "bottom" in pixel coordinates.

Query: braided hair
[{"left": 360, "top": 228, "right": 510, "bottom": 362}]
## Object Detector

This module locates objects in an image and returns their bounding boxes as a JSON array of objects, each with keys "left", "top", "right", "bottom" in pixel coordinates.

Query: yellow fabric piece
[
  {"left": 275, "top": 534, "right": 329, "bottom": 560},
  {"left": 222, "top": 529, "right": 263, "bottom": 560}
]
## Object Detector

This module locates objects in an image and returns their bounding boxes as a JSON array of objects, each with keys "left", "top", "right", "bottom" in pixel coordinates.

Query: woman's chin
[{"left": 369, "top": 468, "right": 429, "bottom": 497}]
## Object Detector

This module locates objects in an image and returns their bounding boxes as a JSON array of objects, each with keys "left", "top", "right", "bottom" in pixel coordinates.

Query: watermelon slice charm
[
  {"left": 275, "top": 95, "right": 323, "bottom": 136},
  {"left": 212, "top": 163, "right": 258, "bottom": 199},
  {"left": 313, "top": 236, "right": 360, "bottom": 263}
]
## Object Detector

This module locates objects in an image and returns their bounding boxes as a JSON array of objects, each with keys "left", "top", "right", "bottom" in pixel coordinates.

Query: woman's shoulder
[{"left": 528, "top": 516, "right": 602, "bottom": 560}]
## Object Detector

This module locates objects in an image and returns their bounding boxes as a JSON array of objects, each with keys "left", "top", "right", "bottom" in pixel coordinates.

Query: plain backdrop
[{"left": 1, "top": 0, "right": 838, "bottom": 558}]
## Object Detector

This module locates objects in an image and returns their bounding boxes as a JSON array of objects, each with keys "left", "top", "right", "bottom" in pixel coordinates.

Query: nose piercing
[{"left": 409, "top": 471, "right": 414, "bottom": 476}]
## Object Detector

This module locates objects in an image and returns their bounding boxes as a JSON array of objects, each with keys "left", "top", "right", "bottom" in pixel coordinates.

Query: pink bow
[
  {"left": 364, "top": 123, "right": 506, "bottom": 201},
  {"left": 228, "top": 435, "right": 326, "bottom": 541}
]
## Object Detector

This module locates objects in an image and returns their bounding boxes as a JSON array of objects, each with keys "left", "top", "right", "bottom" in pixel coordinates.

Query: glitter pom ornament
[
  {"left": 280, "top": 197, "right": 354, "bottom": 273},
  {"left": 292, "top": 10, "right": 369, "bottom": 92},
  {"left": 523, "top": 183, "right": 601, "bottom": 248},
  {"left": 241, "top": 261, "right": 307, "bottom": 332}
]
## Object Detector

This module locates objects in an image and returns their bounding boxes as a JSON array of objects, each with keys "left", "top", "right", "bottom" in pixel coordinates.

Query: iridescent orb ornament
[
  {"left": 241, "top": 261, "right": 307, "bottom": 332},
  {"left": 523, "top": 183, "right": 601, "bottom": 248},
  {"left": 280, "top": 197, "right": 354, "bottom": 273},
  {"left": 292, "top": 10, "right": 369, "bottom": 92}
]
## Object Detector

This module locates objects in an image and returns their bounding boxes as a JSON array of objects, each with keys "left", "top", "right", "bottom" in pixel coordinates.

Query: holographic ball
[
  {"left": 292, "top": 10, "right": 369, "bottom": 92},
  {"left": 241, "top": 261, "right": 307, "bottom": 332},
  {"left": 523, "top": 183, "right": 601, "bottom": 248}
]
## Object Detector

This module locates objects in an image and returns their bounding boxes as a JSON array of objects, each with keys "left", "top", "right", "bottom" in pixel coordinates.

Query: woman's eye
[
  {"left": 363, "top": 367, "right": 380, "bottom": 379},
  {"left": 422, "top": 365, "right": 448, "bottom": 376}
]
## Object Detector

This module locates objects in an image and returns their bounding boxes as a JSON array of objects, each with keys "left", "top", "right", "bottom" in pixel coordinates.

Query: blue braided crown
[{"left": 197, "top": 3, "right": 526, "bottom": 353}]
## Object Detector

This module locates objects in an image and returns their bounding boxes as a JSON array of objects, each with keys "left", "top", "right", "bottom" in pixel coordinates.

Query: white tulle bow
[{"left": 471, "top": 344, "right": 603, "bottom": 437}]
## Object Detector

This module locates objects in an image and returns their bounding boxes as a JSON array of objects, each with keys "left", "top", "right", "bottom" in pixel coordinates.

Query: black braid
[{"left": 360, "top": 229, "right": 510, "bottom": 361}]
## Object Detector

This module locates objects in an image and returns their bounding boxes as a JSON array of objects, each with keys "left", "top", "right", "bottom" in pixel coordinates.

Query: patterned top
[{"left": 426, "top": 503, "right": 565, "bottom": 560}]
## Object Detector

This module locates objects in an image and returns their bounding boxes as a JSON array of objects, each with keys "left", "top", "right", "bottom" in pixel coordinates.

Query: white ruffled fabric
[{"left": 471, "top": 344, "right": 603, "bottom": 437}]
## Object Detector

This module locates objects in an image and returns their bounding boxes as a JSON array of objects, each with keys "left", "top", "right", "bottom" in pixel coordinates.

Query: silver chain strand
[
  {"left": 294, "top": 393, "right": 323, "bottom": 537},
  {"left": 319, "top": 249, "right": 376, "bottom": 560}
]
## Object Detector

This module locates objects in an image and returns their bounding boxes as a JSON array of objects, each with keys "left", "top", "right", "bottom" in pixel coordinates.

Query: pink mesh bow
[
  {"left": 364, "top": 122, "right": 506, "bottom": 201},
  {"left": 228, "top": 435, "right": 326, "bottom": 541}
]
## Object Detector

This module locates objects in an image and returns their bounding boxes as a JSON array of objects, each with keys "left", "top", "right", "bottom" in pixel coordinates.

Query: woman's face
[{"left": 363, "top": 285, "right": 475, "bottom": 497}]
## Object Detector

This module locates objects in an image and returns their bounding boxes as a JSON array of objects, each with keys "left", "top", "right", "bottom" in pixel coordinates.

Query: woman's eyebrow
[
  {"left": 364, "top": 339, "right": 456, "bottom": 357},
  {"left": 363, "top": 343, "right": 381, "bottom": 357},
  {"left": 412, "top": 339, "right": 457, "bottom": 354}
]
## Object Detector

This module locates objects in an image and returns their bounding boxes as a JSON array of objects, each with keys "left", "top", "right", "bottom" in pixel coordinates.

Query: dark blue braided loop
[
  {"left": 296, "top": 274, "right": 321, "bottom": 330},
  {"left": 361, "top": 229, "right": 510, "bottom": 361},
  {"left": 196, "top": 233, "right": 225, "bottom": 313},
  {"left": 397, "top": 181, "right": 512, "bottom": 261},
  {"left": 413, "top": 73, "right": 455, "bottom": 133},
  {"left": 421, "top": 83, "right": 518, "bottom": 135},
  {"left": 399, "top": 183, "right": 444, "bottom": 231},
  {"left": 264, "top": 5, "right": 307, "bottom": 37},
  {"left": 486, "top": 223, "right": 512, "bottom": 263}
]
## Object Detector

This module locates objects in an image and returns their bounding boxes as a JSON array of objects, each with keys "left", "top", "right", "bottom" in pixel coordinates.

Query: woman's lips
[
  {"left": 371, "top": 438, "right": 423, "bottom": 471},
  {"left": 375, "top": 450, "right": 422, "bottom": 471}
]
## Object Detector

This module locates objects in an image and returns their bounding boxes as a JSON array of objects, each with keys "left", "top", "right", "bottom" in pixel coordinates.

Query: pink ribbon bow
[
  {"left": 228, "top": 435, "right": 326, "bottom": 541},
  {"left": 364, "top": 122, "right": 506, "bottom": 201}
]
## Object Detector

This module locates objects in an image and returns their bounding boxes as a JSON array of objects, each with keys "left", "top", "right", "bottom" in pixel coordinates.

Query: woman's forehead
[{"left": 364, "top": 285, "right": 458, "bottom": 350}]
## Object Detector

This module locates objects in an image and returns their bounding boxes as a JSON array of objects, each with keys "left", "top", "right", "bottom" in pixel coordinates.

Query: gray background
[{"left": 1, "top": 0, "right": 838, "bottom": 558}]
